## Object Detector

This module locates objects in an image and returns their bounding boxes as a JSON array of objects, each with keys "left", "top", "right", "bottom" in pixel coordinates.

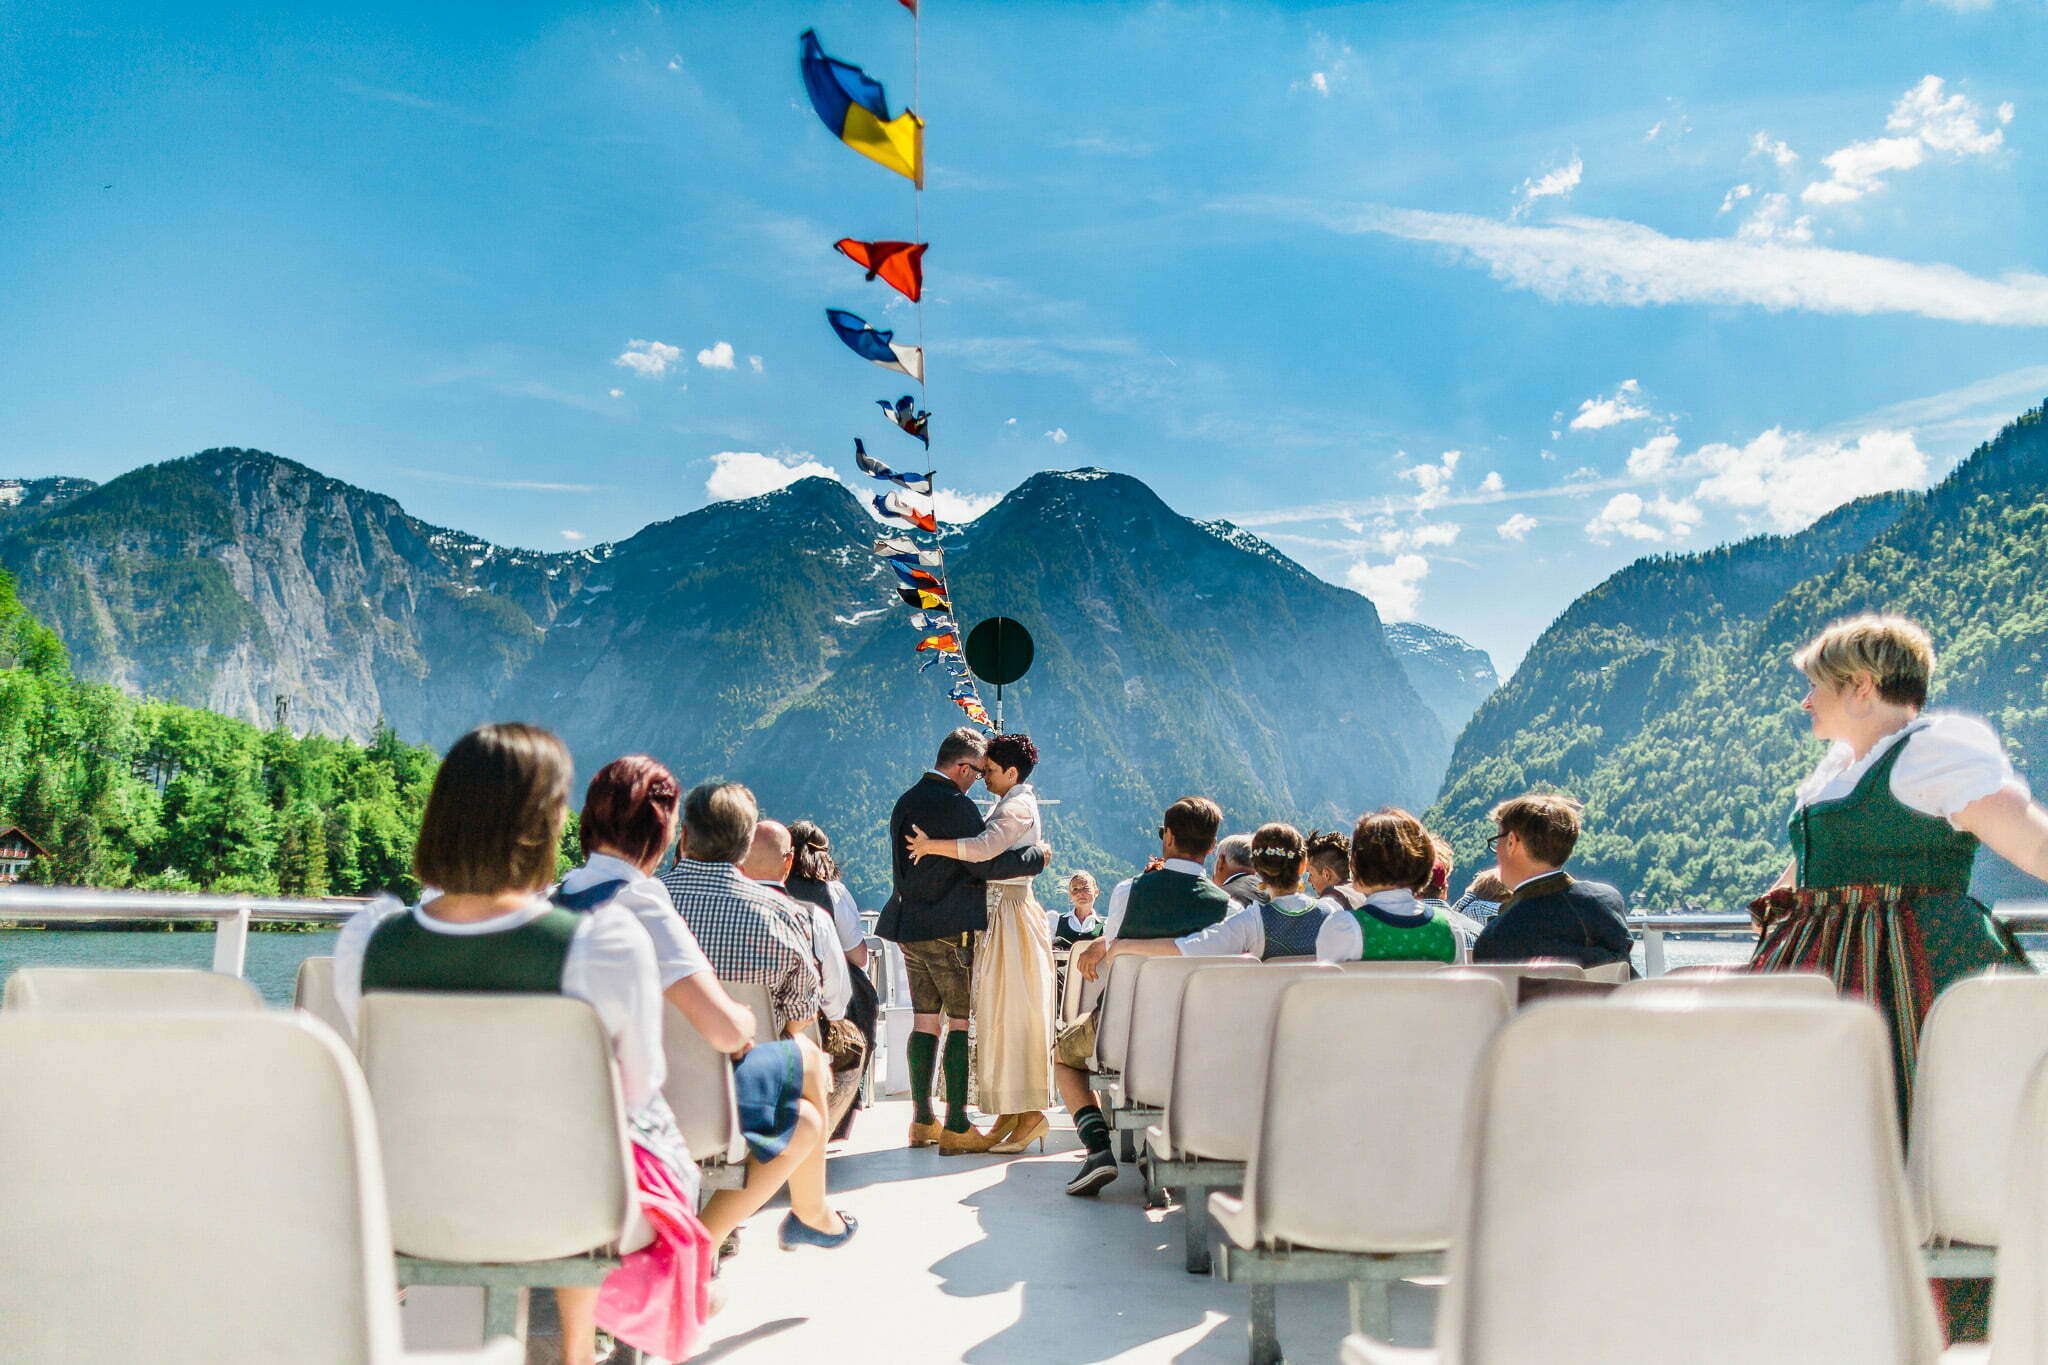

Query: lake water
[{"left": 0, "top": 929, "right": 340, "bottom": 1005}]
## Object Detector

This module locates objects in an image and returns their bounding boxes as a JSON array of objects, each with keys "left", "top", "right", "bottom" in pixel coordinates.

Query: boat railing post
[
  {"left": 212, "top": 900, "right": 252, "bottom": 977},
  {"left": 1643, "top": 926, "right": 1667, "bottom": 978}
]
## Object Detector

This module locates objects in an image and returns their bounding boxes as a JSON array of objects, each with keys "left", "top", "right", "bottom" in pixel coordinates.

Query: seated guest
[
  {"left": 1419, "top": 833, "right": 1484, "bottom": 956},
  {"left": 1315, "top": 808, "right": 1462, "bottom": 965},
  {"left": 662, "top": 782, "right": 856, "bottom": 1251},
  {"left": 743, "top": 819, "right": 864, "bottom": 1131},
  {"left": 1450, "top": 866, "right": 1510, "bottom": 927},
  {"left": 1060, "top": 796, "right": 1232, "bottom": 1195},
  {"left": 1049, "top": 872, "right": 1106, "bottom": 950},
  {"left": 332, "top": 725, "right": 707, "bottom": 1365},
  {"left": 1470, "top": 792, "right": 1632, "bottom": 969},
  {"left": 1213, "top": 832, "right": 1263, "bottom": 906},
  {"left": 1086, "top": 822, "right": 1327, "bottom": 965},
  {"left": 784, "top": 819, "right": 875, "bottom": 1141},
  {"left": 1302, "top": 829, "right": 1352, "bottom": 898}
]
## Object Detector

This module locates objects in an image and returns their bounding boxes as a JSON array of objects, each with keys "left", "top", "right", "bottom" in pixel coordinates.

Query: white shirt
[
  {"left": 825, "top": 879, "right": 865, "bottom": 952},
  {"left": 1175, "top": 891, "right": 1320, "bottom": 957},
  {"left": 1315, "top": 887, "right": 1472, "bottom": 965},
  {"left": 333, "top": 893, "right": 668, "bottom": 1111},
  {"left": 1794, "top": 713, "right": 2027, "bottom": 827},
  {"left": 951, "top": 782, "right": 1043, "bottom": 886},
  {"left": 1103, "top": 858, "right": 1209, "bottom": 939},
  {"left": 561, "top": 853, "right": 711, "bottom": 989},
  {"left": 764, "top": 883, "right": 854, "bottom": 1022},
  {"left": 1048, "top": 908, "right": 1103, "bottom": 939}
]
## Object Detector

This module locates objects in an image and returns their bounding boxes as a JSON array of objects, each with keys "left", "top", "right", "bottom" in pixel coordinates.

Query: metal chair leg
[
  {"left": 482, "top": 1285, "right": 527, "bottom": 1342},
  {"left": 1183, "top": 1195, "right": 1212, "bottom": 1275},
  {"left": 1247, "top": 1282, "right": 1283, "bottom": 1365},
  {"left": 1349, "top": 1275, "right": 1393, "bottom": 1341},
  {"left": 1120, "top": 1127, "right": 1137, "bottom": 1162}
]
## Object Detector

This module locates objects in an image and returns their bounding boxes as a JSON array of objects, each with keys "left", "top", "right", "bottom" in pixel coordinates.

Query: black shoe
[{"left": 1065, "top": 1150, "right": 1118, "bottom": 1196}]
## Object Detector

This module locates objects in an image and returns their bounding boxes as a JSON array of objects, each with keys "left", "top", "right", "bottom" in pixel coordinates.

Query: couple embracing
[{"left": 877, "top": 727, "right": 1055, "bottom": 1156}]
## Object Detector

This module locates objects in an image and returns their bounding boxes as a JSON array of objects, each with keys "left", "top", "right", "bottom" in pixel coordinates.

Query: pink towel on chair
[{"left": 596, "top": 1143, "right": 713, "bottom": 1361}]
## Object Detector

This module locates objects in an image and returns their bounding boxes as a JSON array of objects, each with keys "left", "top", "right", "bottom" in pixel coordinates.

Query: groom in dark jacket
[
  {"left": 878, "top": 727, "right": 1049, "bottom": 1152},
  {"left": 1471, "top": 791, "right": 1633, "bottom": 970}
]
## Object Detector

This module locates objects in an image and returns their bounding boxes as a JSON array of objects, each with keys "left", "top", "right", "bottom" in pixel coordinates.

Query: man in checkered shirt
[{"left": 662, "top": 781, "right": 822, "bottom": 1033}]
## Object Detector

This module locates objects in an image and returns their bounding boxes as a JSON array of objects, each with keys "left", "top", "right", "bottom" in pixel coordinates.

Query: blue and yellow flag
[{"left": 800, "top": 30, "right": 923, "bottom": 186}]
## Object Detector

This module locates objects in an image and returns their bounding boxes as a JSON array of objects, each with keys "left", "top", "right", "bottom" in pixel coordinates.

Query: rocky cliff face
[{"left": 1383, "top": 622, "right": 1500, "bottom": 744}]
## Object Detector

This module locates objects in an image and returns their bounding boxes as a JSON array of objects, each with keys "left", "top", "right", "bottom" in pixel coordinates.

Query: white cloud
[
  {"left": 1046, "top": 427, "right": 1069, "bottom": 444},
  {"left": 1004, "top": 417, "right": 1017, "bottom": 425},
  {"left": 1377, "top": 521, "right": 1461, "bottom": 554},
  {"left": 1250, "top": 200, "right": 2048, "bottom": 326},
  {"left": 1736, "top": 192, "right": 1814, "bottom": 243},
  {"left": 696, "top": 341, "right": 736, "bottom": 370},
  {"left": 934, "top": 489, "right": 999, "bottom": 522},
  {"left": 560, "top": 529, "right": 586, "bottom": 542},
  {"left": 1567, "top": 466, "right": 1602, "bottom": 481},
  {"left": 1569, "top": 378, "right": 1653, "bottom": 431},
  {"left": 1687, "top": 427, "right": 1927, "bottom": 530},
  {"left": 1719, "top": 183, "right": 1754, "bottom": 214},
  {"left": 705, "top": 450, "right": 836, "bottom": 502},
  {"left": 607, "top": 387, "right": 624, "bottom": 399},
  {"left": 1398, "top": 450, "right": 1461, "bottom": 510},
  {"left": 747, "top": 354, "right": 764, "bottom": 374},
  {"left": 1749, "top": 132, "right": 1799, "bottom": 169},
  {"left": 1586, "top": 492, "right": 1700, "bottom": 543},
  {"left": 1480, "top": 471, "right": 1505, "bottom": 494},
  {"left": 1307, "top": 72, "right": 1330, "bottom": 95},
  {"left": 1626, "top": 432, "right": 1682, "bottom": 478},
  {"left": 1344, "top": 554, "right": 1429, "bottom": 622},
  {"left": 1497, "top": 512, "right": 1539, "bottom": 542},
  {"left": 612, "top": 339, "right": 681, "bottom": 379},
  {"left": 666, "top": 57, "right": 682, "bottom": 72},
  {"left": 1802, "top": 75, "right": 2009, "bottom": 205},
  {"left": 1294, "top": 33, "right": 1354, "bottom": 96},
  {"left": 1512, "top": 154, "right": 1583, "bottom": 219}
]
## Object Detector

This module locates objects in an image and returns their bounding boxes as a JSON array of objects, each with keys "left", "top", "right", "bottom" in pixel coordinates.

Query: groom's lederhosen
[{"left": 900, "top": 931, "right": 976, "bottom": 1019}]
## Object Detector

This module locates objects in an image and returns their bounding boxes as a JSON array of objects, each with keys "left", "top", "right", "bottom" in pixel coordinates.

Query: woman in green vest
[
  {"left": 1314, "top": 808, "right": 1460, "bottom": 964},
  {"left": 1752, "top": 614, "right": 2048, "bottom": 1115}
]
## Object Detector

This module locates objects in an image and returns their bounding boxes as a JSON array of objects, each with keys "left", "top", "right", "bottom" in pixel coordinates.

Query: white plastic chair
[
  {"left": 0, "top": 1010, "right": 516, "bottom": 1363},
  {"left": 1968, "top": 1056, "right": 2048, "bottom": 1364},
  {"left": 1614, "top": 971, "right": 1835, "bottom": 1002},
  {"left": 1336, "top": 960, "right": 1452, "bottom": 975},
  {"left": 1908, "top": 974, "right": 2048, "bottom": 1278},
  {"left": 1580, "top": 960, "right": 1633, "bottom": 984},
  {"left": 1150, "top": 962, "right": 1335, "bottom": 1272},
  {"left": 1344, "top": 997, "right": 1942, "bottom": 1365},
  {"left": 3, "top": 966, "right": 263, "bottom": 1012},
  {"left": 1210, "top": 974, "right": 1511, "bottom": 1363},
  {"left": 660, "top": 998, "right": 748, "bottom": 1191},
  {"left": 296, "top": 955, "right": 354, "bottom": 1045},
  {"left": 1119, "top": 954, "right": 1252, "bottom": 1206},
  {"left": 355, "top": 992, "right": 644, "bottom": 1342}
]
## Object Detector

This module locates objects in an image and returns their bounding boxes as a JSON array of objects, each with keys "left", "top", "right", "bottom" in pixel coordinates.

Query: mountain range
[
  {"left": 0, "top": 451, "right": 1495, "bottom": 899},
  {"left": 1430, "top": 398, "right": 2048, "bottom": 905}
]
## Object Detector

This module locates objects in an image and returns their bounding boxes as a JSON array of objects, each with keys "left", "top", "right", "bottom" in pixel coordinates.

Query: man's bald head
[{"left": 741, "top": 818, "right": 795, "bottom": 885}]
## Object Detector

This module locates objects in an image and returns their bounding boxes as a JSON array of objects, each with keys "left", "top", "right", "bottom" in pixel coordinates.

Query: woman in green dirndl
[{"left": 1751, "top": 614, "right": 2048, "bottom": 1118}]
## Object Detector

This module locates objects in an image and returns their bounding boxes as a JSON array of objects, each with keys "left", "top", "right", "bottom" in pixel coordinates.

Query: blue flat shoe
[{"left": 778, "top": 1209, "right": 858, "bottom": 1250}]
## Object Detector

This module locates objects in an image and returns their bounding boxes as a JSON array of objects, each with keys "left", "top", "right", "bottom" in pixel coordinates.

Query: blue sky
[{"left": 3, "top": 0, "right": 2045, "bottom": 671}]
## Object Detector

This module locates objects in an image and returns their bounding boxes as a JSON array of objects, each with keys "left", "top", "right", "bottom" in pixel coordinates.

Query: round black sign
[{"left": 964, "top": 616, "right": 1034, "bottom": 687}]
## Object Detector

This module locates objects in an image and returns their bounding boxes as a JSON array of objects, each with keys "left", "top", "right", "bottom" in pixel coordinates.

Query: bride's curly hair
[{"left": 985, "top": 733, "right": 1039, "bottom": 781}]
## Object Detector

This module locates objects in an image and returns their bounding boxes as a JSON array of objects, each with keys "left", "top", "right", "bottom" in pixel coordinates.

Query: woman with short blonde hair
[{"left": 1754, "top": 613, "right": 2048, "bottom": 1116}]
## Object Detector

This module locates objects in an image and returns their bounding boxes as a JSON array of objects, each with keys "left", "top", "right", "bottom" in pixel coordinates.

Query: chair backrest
[
  {"left": 660, "top": 999, "right": 746, "bottom": 1164},
  {"left": 0, "top": 1011, "right": 402, "bottom": 1363},
  {"left": 1987, "top": 1057, "right": 2048, "bottom": 1364},
  {"left": 356, "top": 992, "right": 633, "bottom": 1263},
  {"left": 1449, "top": 962, "right": 1586, "bottom": 985},
  {"left": 295, "top": 955, "right": 353, "bottom": 1044},
  {"left": 1336, "top": 959, "right": 1451, "bottom": 975},
  {"left": 1095, "top": 953, "right": 1148, "bottom": 1072},
  {"left": 1433, "top": 998, "right": 1940, "bottom": 1365},
  {"left": 1248, "top": 975, "right": 1511, "bottom": 1252},
  {"left": 1908, "top": 974, "right": 2048, "bottom": 1247},
  {"left": 1614, "top": 972, "right": 1836, "bottom": 1003},
  {"left": 1121, "top": 954, "right": 1254, "bottom": 1109},
  {"left": 1168, "top": 963, "right": 1336, "bottom": 1161},
  {"left": 1580, "top": 961, "right": 1634, "bottom": 984},
  {"left": 4, "top": 966, "right": 263, "bottom": 1012}
]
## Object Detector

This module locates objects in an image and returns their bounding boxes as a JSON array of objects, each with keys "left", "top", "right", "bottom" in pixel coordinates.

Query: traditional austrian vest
[
  {"left": 1330, "top": 888, "right": 1457, "bottom": 963},
  {"left": 359, "top": 902, "right": 581, "bottom": 995},
  {"left": 1052, "top": 912, "right": 1103, "bottom": 951},
  {"left": 1117, "top": 869, "right": 1233, "bottom": 941},
  {"left": 1257, "top": 894, "right": 1329, "bottom": 959}
]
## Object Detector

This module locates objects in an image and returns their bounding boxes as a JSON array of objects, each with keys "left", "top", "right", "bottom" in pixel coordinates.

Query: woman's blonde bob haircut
[{"left": 1792, "top": 613, "right": 1935, "bottom": 709}]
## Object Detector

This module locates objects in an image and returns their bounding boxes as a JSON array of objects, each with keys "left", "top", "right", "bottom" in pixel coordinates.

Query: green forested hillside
[
  {"left": 0, "top": 571, "right": 440, "bottom": 897},
  {"left": 1430, "top": 401, "right": 2048, "bottom": 906}
]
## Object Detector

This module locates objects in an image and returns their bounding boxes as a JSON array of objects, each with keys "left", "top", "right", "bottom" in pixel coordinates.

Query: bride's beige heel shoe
[
  {"left": 985, "top": 1113, "right": 1023, "bottom": 1146},
  {"left": 991, "top": 1111, "right": 1048, "bottom": 1153}
]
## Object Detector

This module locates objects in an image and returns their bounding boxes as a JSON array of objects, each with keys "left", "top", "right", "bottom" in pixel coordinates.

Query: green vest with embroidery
[
  {"left": 1117, "top": 869, "right": 1232, "bottom": 941},
  {"left": 1340, "top": 895, "right": 1459, "bottom": 963},
  {"left": 360, "top": 904, "right": 580, "bottom": 994}
]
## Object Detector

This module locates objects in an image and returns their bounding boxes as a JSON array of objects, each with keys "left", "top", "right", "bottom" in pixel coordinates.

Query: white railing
[{"left": 1626, "top": 901, "right": 2048, "bottom": 976}]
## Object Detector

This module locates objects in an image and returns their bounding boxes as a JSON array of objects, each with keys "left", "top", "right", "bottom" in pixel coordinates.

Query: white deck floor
[{"left": 694, "top": 1099, "right": 1435, "bottom": 1364}]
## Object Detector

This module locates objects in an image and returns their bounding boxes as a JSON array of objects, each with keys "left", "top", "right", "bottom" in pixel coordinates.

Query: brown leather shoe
[
  {"left": 937, "top": 1123, "right": 1002, "bottom": 1155},
  {"left": 908, "top": 1119, "right": 942, "bottom": 1148}
]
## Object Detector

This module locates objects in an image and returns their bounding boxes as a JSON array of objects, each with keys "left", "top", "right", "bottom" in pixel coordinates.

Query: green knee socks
[
  {"left": 942, "top": 1029, "right": 972, "bottom": 1133},
  {"left": 907, "top": 1031, "right": 937, "bottom": 1125}
]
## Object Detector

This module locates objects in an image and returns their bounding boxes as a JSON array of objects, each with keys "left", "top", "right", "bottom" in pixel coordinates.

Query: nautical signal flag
[
  {"left": 872, "top": 490, "right": 937, "bottom": 533},
  {"left": 888, "top": 561, "right": 943, "bottom": 592},
  {"left": 917, "top": 633, "right": 961, "bottom": 653},
  {"left": 899, "top": 586, "right": 949, "bottom": 610},
  {"left": 911, "top": 610, "right": 956, "bottom": 633},
  {"left": 873, "top": 536, "right": 943, "bottom": 565},
  {"left": 877, "top": 395, "right": 931, "bottom": 446},
  {"left": 828, "top": 309, "right": 924, "bottom": 382},
  {"left": 799, "top": 30, "right": 923, "bottom": 185},
  {"left": 854, "top": 439, "right": 932, "bottom": 495},
  {"left": 834, "top": 239, "right": 926, "bottom": 302}
]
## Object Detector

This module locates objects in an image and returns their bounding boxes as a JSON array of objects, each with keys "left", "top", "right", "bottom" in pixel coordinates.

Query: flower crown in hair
[{"left": 1251, "top": 845, "right": 1303, "bottom": 860}]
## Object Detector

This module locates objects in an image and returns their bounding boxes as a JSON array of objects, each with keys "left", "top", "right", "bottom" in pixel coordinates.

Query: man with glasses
[
  {"left": 877, "top": 727, "right": 1051, "bottom": 1153},
  {"left": 1470, "top": 792, "right": 1632, "bottom": 969}
]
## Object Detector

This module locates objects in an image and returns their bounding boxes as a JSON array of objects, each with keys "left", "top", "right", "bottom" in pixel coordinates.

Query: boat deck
[{"left": 692, "top": 1099, "right": 1433, "bottom": 1364}]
